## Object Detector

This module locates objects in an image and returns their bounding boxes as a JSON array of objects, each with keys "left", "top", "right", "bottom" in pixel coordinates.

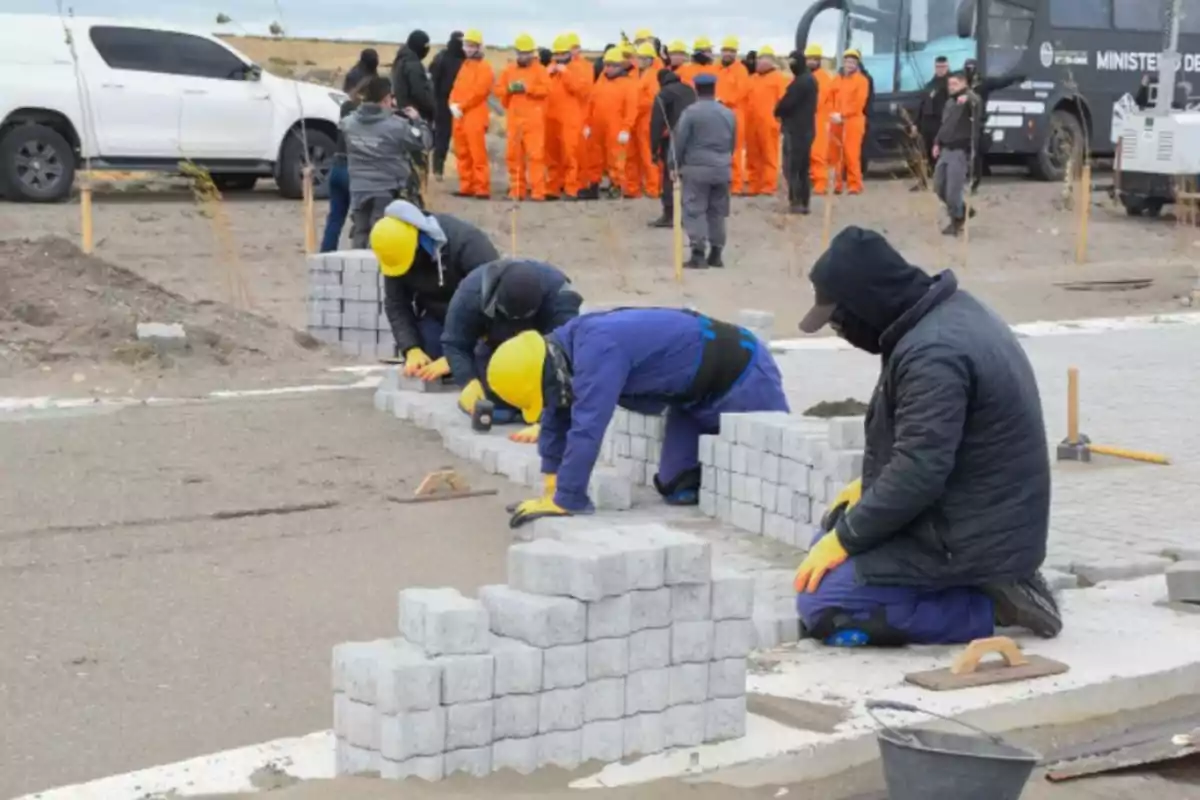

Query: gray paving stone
[
  {"left": 380, "top": 706, "right": 446, "bottom": 760},
  {"left": 538, "top": 686, "right": 585, "bottom": 733},
  {"left": 1166, "top": 561, "right": 1200, "bottom": 603},
  {"left": 628, "top": 627, "right": 671, "bottom": 671},
  {"left": 492, "top": 737, "right": 538, "bottom": 774},
  {"left": 493, "top": 693, "right": 539, "bottom": 740},
  {"left": 542, "top": 643, "right": 587, "bottom": 690},
  {"left": 445, "top": 699, "right": 494, "bottom": 750},
  {"left": 623, "top": 712, "right": 666, "bottom": 757},
  {"left": 537, "top": 729, "right": 583, "bottom": 769},
  {"left": 381, "top": 754, "right": 444, "bottom": 781},
  {"left": 587, "top": 636, "right": 629, "bottom": 680},
  {"left": 584, "top": 677, "right": 625, "bottom": 722},
  {"left": 1072, "top": 556, "right": 1174, "bottom": 585},
  {"left": 665, "top": 702, "right": 706, "bottom": 747},
  {"left": 444, "top": 746, "right": 491, "bottom": 777},
  {"left": 625, "top": 667, "right": 670, "bottom": 714},
  {"left": 582, "top": 719, "right": 624, "bottom": 762}
]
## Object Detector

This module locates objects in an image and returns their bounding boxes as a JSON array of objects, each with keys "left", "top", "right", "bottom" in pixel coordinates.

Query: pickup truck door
[{"left": 172, "top": 37, "right": 277, "bottom": 159}]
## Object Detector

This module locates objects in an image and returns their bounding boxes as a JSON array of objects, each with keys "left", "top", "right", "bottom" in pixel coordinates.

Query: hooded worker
[
  {"left": 792, "top": 227, "right": 1060, "bottom": 646},
  {"left": 391, "top": 30, "right": 435, "bottom": 122},
  {"left": 487, "top": 308, "right": 790, "bottom": 527},
  {"left": 744, "top": 46, "right": 789, "bottom": 196},
  {"left": 442, "top": 259, "right": 583, "bottom": 441},
  {"left": 776, "top": 51, "right": 818, "bottom": 214},
  {"left": 647, "top": 67, "right": 697, "bottom": 229},
  {"left": 369, "top": 200, "right": 500, "bottom": 375},
  {"left": 629, "top": 41, "right": 665, "bottom": 199},
  {"left": 496, "top": 34, "right": 551, "bottom": 201},
  {"left": 804, "top": 44, "right": 836, "bottom": 194},
  {"left": 545, "top": 34, "right": 592, "bottom": 200},
  {"left": 449, "top": 30, "right": 496, "bottom": 199},
  {"left": 430, "top": 32, "right": 466, "bottom": 178},
  {"left": 717, "top": 36, "right": 751, "bottom": 194},
  {"left": 344, "top": 48, "right": 379, "bottom": 94},
  {"left": 831, "top": 49, "right": 870, "bottom": 194},
  {"left": 579, "top": 47, "right": 640, "bottom": 200}
]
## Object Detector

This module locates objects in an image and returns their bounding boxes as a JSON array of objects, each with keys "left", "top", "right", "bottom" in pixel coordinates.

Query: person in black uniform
[
  {"left": 648, "top": 68, "right": 697, "bottom": 228},
  {"left": 776, "top": 51, "right": 818, "bottom": 215},
  {"left": 430, "top": 32, "right": 466, "bottom": 179},
  {"left": 911, "top": 56, "right": 950, "bottom": 191}
]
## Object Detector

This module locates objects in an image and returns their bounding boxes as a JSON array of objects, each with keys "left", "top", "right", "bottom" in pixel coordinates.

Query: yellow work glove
[
  {"left": 508, "top": 496, "right": 571, "bottom": 529},
  {"left": 510, "top": 423, "right": 540, "bottom": 444},
  {"left": 403, "top": 348, "right": 431, "bottom": 376},
  {"left": 507, "top": 474, "right": 556, "bottom": 512},
  {"left": 417, "top": 357, "right": 450, "bottom": 382},
  {"left": 821, "top": 477, "right": 862, "bottom": 532},
  {"left": 793, "top": 532, "right": 850, "bottom": 594},
  {"left": 458, "top": 379, "right": 485, "bottom": 414}
]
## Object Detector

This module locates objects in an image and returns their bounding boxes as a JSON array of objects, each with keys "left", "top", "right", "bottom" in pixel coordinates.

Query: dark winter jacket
[
  {"left": 441, "top": 259, "right": 582, "bottom": 389},
  {"left": 430, "top": 35, "right": 466, "bottom": 106},
  {"left": 650, "top": 70, "right": 697, "bottom": 162},
  {"left": 916, "top": 76, "right": 949, "bottom": 135},
  {"left": 775, "top": 71, "right": 817, "bottom": 138},
  {"left": 816, "top": 229, "right": 1050, "bottom": 590},
  {"left": 391, "top": 31, "right": 435, "bottom": 122},
  {"left": 343, "top": 49, "right": 378, "bottom": 94},
  {"left": 935, "top": 90, "right": 980, "bottom": 151},
  {"left": 382, "top": 213, "right": 500, "bottom": 354},
  {"left": 332, "top": 98, "right": 359, "bottom": 164}
]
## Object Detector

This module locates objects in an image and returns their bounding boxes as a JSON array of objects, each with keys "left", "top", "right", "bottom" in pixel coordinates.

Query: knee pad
[
  {"left": 806, "top": 607, "right": 911, "bottom": 648},
  {"left": 653, "top": 466, "right": 702, "bottom": 506}
]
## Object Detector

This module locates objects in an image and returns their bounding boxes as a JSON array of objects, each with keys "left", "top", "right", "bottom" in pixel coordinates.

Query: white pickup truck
[{"left": 0, "top": 13, "right": 347, "bottom": 202}]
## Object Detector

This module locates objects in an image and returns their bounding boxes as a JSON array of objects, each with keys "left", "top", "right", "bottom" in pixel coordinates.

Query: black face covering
[{"left": 830, "top": 307, "right": 883, "bottom": 354}]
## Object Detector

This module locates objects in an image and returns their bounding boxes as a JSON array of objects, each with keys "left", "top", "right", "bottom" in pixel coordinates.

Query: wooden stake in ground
[
  {"left": 302, "top": 166, "right": 317, "bottom": 255},
  {"left": 1075, "top": 163, "right": 1092, "bottom": 264},
  {"left": 820, "top": 165, "right": 835, "bottom": 248},
  {"left": 509, "top": 204, "right": 518, "bottom": 256},
  {"left": 673, "top": 176, "right": 684, "bottom": 282},
  {"left": 80, "top": 181, "right": 94, "bottom": 255}
]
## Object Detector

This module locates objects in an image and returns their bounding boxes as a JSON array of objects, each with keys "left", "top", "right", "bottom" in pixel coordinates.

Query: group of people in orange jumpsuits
[{"left": 439, "top": 30, "right": 874, "bottom": 205}]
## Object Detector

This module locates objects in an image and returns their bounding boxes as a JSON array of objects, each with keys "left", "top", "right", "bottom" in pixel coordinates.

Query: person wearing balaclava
[
  {"left": 430, "top": 31, "right": 466, "bottom": 179},
  {"left": 441, "top": 259, "right": 583, "bottom": 443},
  {"left": 392, "top": 30, "right": 435, "bottom": 122},
  {"left": 344, "top": 48, "right": 379, "bottom": 94},
  {"left": 775, "top": 51, "right": 817, "bottom": 214},
  {"left": 791, "top": 226, "right": 1060, "bottom": 647},
  {"left": 963, "top": 57, "right": 1024, "bottom": 192}
]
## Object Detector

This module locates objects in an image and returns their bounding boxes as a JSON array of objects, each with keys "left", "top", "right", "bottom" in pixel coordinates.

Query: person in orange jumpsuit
[
  {"left": 579, "top": 47, "right": 640, "bottom": 199},
  {"left": 622, "top": 40, "right": 639, "bottom": 77},
  {"left": 744, "top": 46, "right": 790, "bottom": 196},
  {"left": 495, "top": 34, "right": 550, "bottom": 201},
  {"left": 804, "top": 44, "right": 837, "bottom": 195},
  {"left": 449, "top": 30, "right": 495, "bottom": 198},
  {"left": 717, "top": 36, "right": 751, "bottom": 194},
  {"left": 677, "top": 37, "right": 719, "bottom": 86},
  {"left": 633, "top": 28, "right": 654, "bottom": 48},
  {"left": 831, "top": 49, "right": 870, "bottom": 194},
  {"left": 545, "top": 34, "right": 591, "bottom": 200},
  {"left": 627, "top": 41, "right": 664, "bottom": 199}
]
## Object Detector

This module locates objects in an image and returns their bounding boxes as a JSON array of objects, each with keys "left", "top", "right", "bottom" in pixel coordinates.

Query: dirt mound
[
  {"left": 0, "top": 237, "right": 329, "bottom": 376},
  {"left": 804, "top": 398, "right": 870, "bottom": 417}
]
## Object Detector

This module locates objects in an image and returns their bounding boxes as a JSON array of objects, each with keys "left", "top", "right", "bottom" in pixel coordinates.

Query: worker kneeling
[
  {"left": 792, "top": 227, "right": 1062, "bottom": 647},
  {"left": 488, "top": 308, "right": 790, "bottom": 528},
  {"left": 442, "top": 259, "right": 583, "bottom": 441}
]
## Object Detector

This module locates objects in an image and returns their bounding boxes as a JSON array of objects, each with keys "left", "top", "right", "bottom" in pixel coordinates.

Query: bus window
[
  {"left": 1049, "top": 0, "right": 1112, "bottom": 29},
  {"left": 1114, "top": 0, "right": 1165, "bottom": 31},
  {"left": 900, "top": 0, "right": 972, "bottom": 89},
  {"left": 986, "top": 0, "right": 1035, "bottom": 76}
]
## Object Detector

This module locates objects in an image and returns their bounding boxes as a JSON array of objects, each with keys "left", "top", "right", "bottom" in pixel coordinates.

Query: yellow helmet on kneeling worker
[
  {"left": 370, "top": 216, "right": 419, "bottom": 278},
  {"left": 487, "top": 330, "right": 548, "bottom": 424}
]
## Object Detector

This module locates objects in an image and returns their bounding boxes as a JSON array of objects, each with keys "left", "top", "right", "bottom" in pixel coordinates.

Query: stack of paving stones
[
  {"left": 307, "top": 250, "right": 396, "bottom": 359},
  {"left": 598, "top": 409, "right": 665, "bottom": 487},
  {"left": 697, "top": 412, "right": 866, "bottom": 548},
  {"left": 331, "top": 525, "right": 751, "bottom": 781}
]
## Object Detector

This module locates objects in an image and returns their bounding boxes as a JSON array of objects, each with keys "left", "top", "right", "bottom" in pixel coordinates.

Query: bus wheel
[{"left": 1030, "top": 110, "right": 1084, "bottom": 182}]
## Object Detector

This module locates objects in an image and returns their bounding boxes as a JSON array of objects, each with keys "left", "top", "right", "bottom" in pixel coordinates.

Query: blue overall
[
  {"left": 795, "top": 528, "right": 996, "bottom": 646},
  {"left": 416, "top": 316, "right": 444, "bottom": 359},
  {"left": 539, "top": 309, "right": 790, "bottom": 512}
]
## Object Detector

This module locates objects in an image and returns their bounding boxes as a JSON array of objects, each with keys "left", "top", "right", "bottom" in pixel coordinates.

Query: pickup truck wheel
[
  {"left": 0, "top": 123, "right": 76, "bottom": 203},
  {"left": 211, "top": 174, "right": 258, "bottom": 192},
  {"left": 277, "top": 128, "right": 335, "bottom": 200}
]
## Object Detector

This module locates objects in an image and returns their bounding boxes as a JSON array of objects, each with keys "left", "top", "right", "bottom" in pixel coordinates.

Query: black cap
[
  {"left": 798, "top": 226, "right": 920, "bottom": 333},
  {"left": 495, "top": 263, "right": 543, "bottom": 320},
  {"left": 935, "top": 55, "right": 948, "bottom": 64}
]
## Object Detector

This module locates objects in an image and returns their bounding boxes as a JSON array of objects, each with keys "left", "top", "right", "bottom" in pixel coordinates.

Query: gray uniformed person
[{"left": 672, "top": 72, "right": 735, "bottom": 269}]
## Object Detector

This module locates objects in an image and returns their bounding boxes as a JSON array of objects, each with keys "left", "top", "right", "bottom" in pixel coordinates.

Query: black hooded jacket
[
  {"left": 441, "top": 259, "right": 582, "bottom": 389},
  {"left": 391, "top": 31, "right": 435, "bottom": 121},
  {"left": 812, "top": 227, "right": 1050, "bottom": 590},
  {"left": 383, "top": 214, "right": 500, "bottom": 355},
  {"left": 916, "top": 75, "right": 950, "bottom": 136},
  {"left": 775, "top": 64, "right": 817, "bottom": 138},
  {"left": 650, "top": 69, "right": 697, "bottom": 161},
  {"left": 343, "top": 49, "right": 378, "bottom": 94},
  {"left": 430, "top": 34, "right": 465, "bottom": 106}
]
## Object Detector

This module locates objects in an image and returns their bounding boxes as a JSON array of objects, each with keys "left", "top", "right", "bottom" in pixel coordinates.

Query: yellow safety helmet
[
  {"left": 634, "top": 27, "right": 654, "bottom": 40},
  {"left": 552, "top": 34, "right": 571, "bottom": 53},
  {"left": 487, "top": 331, "right": 547, "bottom": 424},
  {"left": 721, "top": 35, "right": 739, "bottom": 51},
  {"left": 565, "top": 32, "right": 581, "bottom": 48},
  {"left": 804, "top": 44, "right": 823, "bottom": 58},
  {"left": 464, "top": 29, "right": 483, "bottom": 45},
  {"left": 621, "top": 41, "right": 636, "bottom": 56},
  {"left": 667, "top": 39, "right": 688, "bottom": 54},
  {"left": 603, "top": 47, "right": 624, "bottom": 64},
  {"left": 636, "top": 42, "right": 657, "bottom": 58},
  {"left": 514, "top": 33, "right": 535, "bottom": 52},
  {"left": 694, "top": 36, "right": 713, "bottom": 51},
  {"left": 370, "top": 216, "right": 419, "bottom": 278},
  {"left": 759, "top": 45, "right": 776, "bottom": 57},
  {"left": 843, "top": 48, "right": 862, "bottom": 60}
]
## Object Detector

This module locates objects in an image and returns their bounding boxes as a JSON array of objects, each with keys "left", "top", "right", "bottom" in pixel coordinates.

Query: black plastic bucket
[{"left": 867, "top": 700, "right": 1040, "bottom": 800}]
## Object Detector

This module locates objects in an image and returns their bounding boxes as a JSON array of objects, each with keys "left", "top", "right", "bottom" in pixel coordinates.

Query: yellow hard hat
[
  {"left": 634, "top": 28, "right": 653, "bottom": 40},
  {"left": 667, "top": 39, "right": 688, "bottom": 54},
  {"left": 804, "top": 44, "right": 823, "bottom": 58},
  {"left": 843, "top": 48, "right": 862, "bottom": 60},
  {"left": 464, "top": 29, "right": 483, "bottom": 45},
  {"left": 565, "top": 32, "right": 580, "bottom": 48},
  {"left": 721, "top": 36, "right": 739, "bottom": 51},
  {"left": 636, "top": 42, "right": 657, "bottom": 58},
  {"left": 486, "top": 331, "right": 547, "bottom": 424},
  {"left": 552, "top": 34, "right": 571, "bottom": 53},
  {"left": 370, "top": 216, "right": 419, "bottom": 278},
  {"left": 603, "top": 47, "right": 624, "bottom": 64},
  {"left": 514, "top": 33, "right": 535, "bottom": 52},
  {"left": 621, "top": 41, "right": 636, "bottom": 55},
  {"left": 759, "top": 45, "right": 776, "bottom": 57},
  {"left": 694, "top": 36, "right": 713, "bottom": 51}
]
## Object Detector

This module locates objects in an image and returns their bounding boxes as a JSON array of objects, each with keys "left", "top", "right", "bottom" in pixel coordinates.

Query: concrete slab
[{"left": 572, "top": 576, "right": 1200, "bottom": 789}]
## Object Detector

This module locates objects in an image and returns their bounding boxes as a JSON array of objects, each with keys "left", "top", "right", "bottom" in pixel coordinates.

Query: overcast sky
[{"left": 6, "top": 0, "right": 843, "bottom": 53}]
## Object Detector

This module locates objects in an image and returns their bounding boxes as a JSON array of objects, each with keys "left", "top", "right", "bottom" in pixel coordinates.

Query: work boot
[
  {"left": 706, "top": 246, "right": 724, "bottom": 268},
  {"left": 941, "top": 217, "right": 963, "bottom": 236},
  {"left": 985, "top": 572, "right": 1063, "bottom": 639},
  {"left": 789, "top": 204, "right": 810, "bottom": 215},
  {"left": 684, "top": 247, "right": 707, "bottom": 269},
  {"left": 577, "top": 184, "right": 600, "bottom": 200},
  {"left": 648, "top": 214, "right": 673, "bottom": 228}
]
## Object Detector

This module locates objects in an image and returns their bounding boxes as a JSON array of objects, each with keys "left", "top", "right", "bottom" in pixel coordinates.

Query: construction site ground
[{"left": 3, "top": 175, "right": 1199, "bottom": 799}]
